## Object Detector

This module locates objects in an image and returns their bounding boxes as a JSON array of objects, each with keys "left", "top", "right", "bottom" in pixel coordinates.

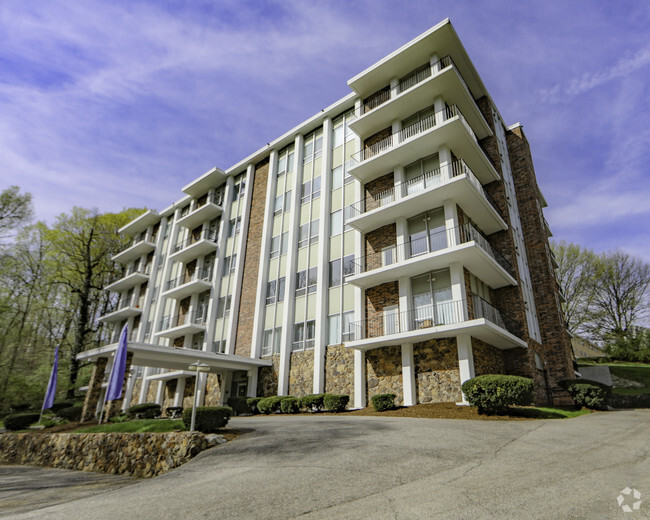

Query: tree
[
  {"left": 0, "top": 186, "right": 33, "bottom": 240},
  {"left": 551, "top": 240, "right": 599, "bottom": 335}
]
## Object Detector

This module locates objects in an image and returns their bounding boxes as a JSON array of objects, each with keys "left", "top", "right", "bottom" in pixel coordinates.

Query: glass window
[
  {"left": 301, "top": 180, "right": 311, "bottom": 205},
  {"left": 343, "top": 254, "right": 355, "bottom": 278},
  {"left": 328, "top": 314, "right": 340, "bottom": 345},
  {"left": 293, "top": 323, "right": 304, "bottom": 350},
  {"left": 266, "top": 280, "right": 277, "bottom": 305},
  {"left": 298, "top": 224, "right": 309, "bottom": 249},
  {"left": 330, "top": 210, "right": 343, "bottom": 237},
  {"left": 332, "top": 125, "right": 344, "bottom": 148},
  {"left": 307, "top": 267, "right": 318, "bottom": 294},
  {"left": 329, "top": 259, "right": 341, "bottom": 287},
  {"left": 277, "top": 277, "right": 286, "bottom": 302},
  {"left": 270, "top": 235, "right": 280, "bottom": 258},
  {"left": 310, "top": 219, "right": 319, "bottom": 244},
  {"left": 274, "top": 195, "right": 283, "bottom": 216},
  {"left": 216, "top": 295, "right": 231, "bottom": 319},
  {"left": 296, "top": 270, "right": 307, "bottom": 297},
  {"left": 312, "top": 176, "right": 321, "bottom": 200},
  {"left": 280, "top": 231, "right": 288, "bottom": 255},
  {"left": 262, "top": 329, "right": 273, "bottom": 356},
  {"left": 342, "top": 311, "right": 355, "bottom": 341},
  {"left": 331, "top": 166, "right": 343, "bottom": 190}
]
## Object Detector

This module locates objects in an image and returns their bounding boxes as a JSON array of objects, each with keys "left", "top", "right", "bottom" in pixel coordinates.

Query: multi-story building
[{"left": 80, "top": 18, "right": 573, "bottom": 419}]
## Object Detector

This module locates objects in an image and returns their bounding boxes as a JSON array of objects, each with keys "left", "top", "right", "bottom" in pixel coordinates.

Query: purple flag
[
  {"left": 42, "top": 345, "right": 59, "bottom": 410},
  {"left": 105, "top": 324, "right": 128, "bottom": 402}
]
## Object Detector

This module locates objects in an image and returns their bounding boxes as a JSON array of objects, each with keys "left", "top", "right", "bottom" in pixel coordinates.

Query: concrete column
[
  {"left": 81, "top": 356, "right": 108, "bottom": 422},
  {"left": 220, "top": 371, "right": 233, "bottom": 405},
  {"left": 430, "top": 53, "right": 440, "bottom": 72},
  {"left": 173, "top": 376, "right": 186, "bottom": 407},
  {"left": 121, "top": 368, "right": 137, "bottom": 412},
  {"left": 247, "top": 369, "right": 258, "bottom": 398},
  {"left": 457, "top": 334, "right": 475, "bottom": 404},
  {"left": 105, "top": 352, "right": 134, "bottom": 419},
  {"left": 401, "top": 344, "right": 416, "bottom": 406},
  {"left": 450, "top": 262, "right": 468, "bottom": 321},
  {"left": 394, "top": 166, "right": 405, "bottom": 200},
  {"left": 389, "top": 78, "right": 399, "bottom": 100},
  {"left": 155, "top": 381, "right": 165, "bottom": 406},
  {"left": 438, "top": 144, "right": 453, "bottom": 181},
  {"left": 353, "top": 349, "right": 366, "bottom": 409},
  {"left": 395, "top": 216, "right": 408, "bottom": 263},
  {"left": 139, "top": 367, "right": 152, "bottom": 404},
  {"left": 398, "top": 276, "right": 412, "bottom": 332},
  {"left": 433, "top": 96, "right": 446, "bottom": 117},
  {"left": 443, "top": 199, "right": 459, "bottom": 247}
]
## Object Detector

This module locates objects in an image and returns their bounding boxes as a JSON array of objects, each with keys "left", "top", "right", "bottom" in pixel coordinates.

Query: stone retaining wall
[{"left": 0, "top": 432, "right": 210, "bottom": 478}]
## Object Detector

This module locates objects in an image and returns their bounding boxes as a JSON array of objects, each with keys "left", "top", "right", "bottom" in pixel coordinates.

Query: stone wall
[
  {"left": 182, "top": 377, "right": 196, "bottom": 409},
  {"left": 146, "top": 380, "right": 159, "bottom": 404},
  {"left": 472, "top": 338, "right": 505, "bottom": 376},
  {"left": 0, "top": 432, "right": 210, "bottom": 478},
  {"left": 257, "top": 355, "right": 280, "bottom": 397},
  {"left": 129, "top": 377, "right": 142, "bottom": 408},
  {"left": 324, "top": 344, "right": 354, "bottom": 396},
  {"left": 414, "top": 339, "right": 462, "bottom": 403},
  {"left": 235, "top": 158, "right": 269, "bottom": 357},
  {"left": 204, "top": 374, "right": 222, "bottom": 406},
  {"left": 366, "top": 346, "right": 403, "bottom": 405},
  {"left": 288, "top": 350, "right": 314, "bottom": 397}
]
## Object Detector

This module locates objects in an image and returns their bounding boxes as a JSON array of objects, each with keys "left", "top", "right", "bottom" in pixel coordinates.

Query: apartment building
[{"left": 79, "top": 19, "right": 573, "bottom": 420}]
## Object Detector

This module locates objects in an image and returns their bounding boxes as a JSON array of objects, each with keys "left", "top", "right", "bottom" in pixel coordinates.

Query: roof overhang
[
  {"left": 182, "top": 167, "right": 227, "bottom": 198},
  {"left": 119, "top": 210, "right": 160, "bottom": 236}
]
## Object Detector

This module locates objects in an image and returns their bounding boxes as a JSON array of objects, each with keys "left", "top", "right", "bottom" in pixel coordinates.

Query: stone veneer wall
[
  {"left": 182, "top": 377, "right": 196, "bottom": 409},
  {"left": 204, "top": 374, "right": 222, "bottom": 406},
  {"left": 163, "top": 380, "right": 176, "bottom": 410},
  {"left": 0, "top": 432, "right": 210, "bottom": 478},
  {"left": 472, "top": 338, "right": 505, "bottom": 376},
  {"left": 129, "top": 377, "right": 142, "bottom": 408},
  {"left": 257, "top": 355, "right": 280, "bottom": 397},
  {"left": 366, "top": 346, "right": 403, "bottom": 406},
  {"left": 234, "top": 158, "right": 269, "bottom": 357},
  {"left": 146, "top": 381, "right": 158, "bottom": 404},
  {"left": 365, "top": 281, "right": 400, "bottom": 339},
  {"left": 288, "top": 350, "right": 314, "bottom": 397},
  {"left": 364, "top": 172, "right": 394, "bottom": 212},
  {"left": 324, "top": 344, "right": 354, "bottom": 396},
  {"left": 365, "top": 223, "right": 397, "bottom": 271},
  {"left": 413, "top": 339, "right": 462, "bottom": 403}
]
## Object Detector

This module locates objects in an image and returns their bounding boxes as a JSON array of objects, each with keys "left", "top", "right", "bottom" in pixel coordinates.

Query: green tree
[{"left": 0, "top": 186, "right": 33, "bottom": 240}]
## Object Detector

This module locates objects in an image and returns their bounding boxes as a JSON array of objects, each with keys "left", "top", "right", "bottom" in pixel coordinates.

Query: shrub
[
  {"left": 58, "top": 406, "right": 83, "bottom": 421},
  {"left": 559, "top": 379, "right": 612, "bottom": 410},
  {"left": 182, "top": 406, "right": 231, "bottom": 432},
  {"left": 227, "top": 397, "right": 252, "bottom": 416},
  {"left": 4, "top": 413, "right": 40, "bottom": 431},
  {"left": 257, "top": 396, "right": 284, "bottom": 414},
  {"left": 247, "top": 397, "right": 262, "bottom": 414},
  {"left": 127, "top": 403, "right": 161, "bottom": 419},
  {"left": 323, "top": 394, "right": 349, "bottom": 413},
  {"left": 109, "top": 414, "right": 130, "bottom": 423},
  {"left": 299, "top": 394, "right": 325, "bottom": 412},
  {"left": 9, "top": 403, "right": 32, "bottom": 413},
  {"left": 371, "top": 393, "right": 396, "bottom": 412},
  {"left": 51, "top": 401, "right": 74, "bottom": 413},
  {"left": 280, "top": 397, "right": 299, "bottom": 414},
  {"left": 462, "top": 375, "right": 534, "bottom": 415},
  {"left": 165, "top": 406, "right": 184, "bottom": 418}
]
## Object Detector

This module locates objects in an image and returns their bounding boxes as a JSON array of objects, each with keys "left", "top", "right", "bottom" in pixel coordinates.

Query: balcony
[
  {"left": 349, "top": 105, "right": 498, "bottom": 185},
  {"left": 350, "top": 56, "right": 491, "bottom": 140},
  {"left": 176, "top": 192, "right": 224, "bottom": 229},
  {"left": 348, "top": 160, "right": 506, "bottom": 235},
  {"left": 169, "top": 230, "right": 218, "bottom": 263},
  {"left": 162, "top": 268, "right": 213, "bottom": 299},
  {"left": 99, "top": 295, "right": 142, "bottom": 323},
  {"left": 347, "top": 223, "right": 516, "bottom": 290},
  {"left": 155, "top": 312, "right": 208, "bottom": 339},
  {"left": 112, "top": 236, "right": 156, "bottom": 264},
  {"left": 346, "top": 298, "right": 526, "bottom": 351},
  {"left": 104, "top": 266, "right": 150, "bottom": 292}
]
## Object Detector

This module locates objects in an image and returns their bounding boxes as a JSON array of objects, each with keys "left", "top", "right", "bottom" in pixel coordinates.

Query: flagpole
[{"left": 39, "top": 345, "right": 60, "bottom": 425}]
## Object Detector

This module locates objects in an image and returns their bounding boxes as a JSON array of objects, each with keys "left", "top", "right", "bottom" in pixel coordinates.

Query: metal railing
[
  {"left": 173, "top": 229, "right": 218, "bottom": 253},
  {"left": 159, "top": 311, "right": 207, "bottom": 330},
  {"left": 348, "top": 160, "right": 502, "bottom": 218},
  {"left": 362, "top": 89, "right": 390, "bottom": 114},
  {"left": 349, "top": 222, "right": 512, "bottom": 277},
  {"left": 164, "top": 268, "right": 212, "bottom": 292},
  {"left": 352, "top": 105, "right": 474, "bottom": 164},
  {"left": 472, "top": 294, "right": 505, "bottom": 328}
]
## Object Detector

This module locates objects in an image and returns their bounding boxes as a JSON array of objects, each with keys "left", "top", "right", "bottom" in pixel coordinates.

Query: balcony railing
[
  {"left": 173, "top": 229, "right": 218, "bottom": 253},
  {"left": 352, "top": 105, "right": 475, "bottom": 164},
  {"left": 180, "top": 191, "right": 224, "bottom": 219},
  {"left": 116, "top": 294, "right": 138, "bottom": 310},
  {"left": 349, "top": 223, "right": 513, "bottom": 277},
  {"left": 165, "top": 268, "right": 212, "bottom": 292},
  {"left": 349, "top": 160, "right": 501, "bottom": 218},
  {"left": 159, "top": 311, "right": 207, "bottom": 330}
]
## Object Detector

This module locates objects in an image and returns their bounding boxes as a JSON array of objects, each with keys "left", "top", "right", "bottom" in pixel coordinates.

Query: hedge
[
  {"left": 247, "top": 397, "right": 262, "bottom": 414},
  {"left": 57, "top": 406, "right": 82, "bottom": 421},
  {"left": 280, "top": 397, "right": 299, "bottom": 414},
  {"left": 299, "top": 394, "right": 325, "bottom": 412},
  {"left": 323, "top": 394, "right": 349, "bottom": 413},
  {"left": 127, "top": 403, "right": 161, "bottom": 419},
  {"left": 257, "top": 396, "right": 285, "bottom": 414},
  {"left": 4, "top": 413, "right": 40, "bottom": 431},
  {"left": 51, "top": 401, "right": 74, "bottom": 413},
  {"left": 371, "top": 393, "right": 396, "bottom": 412},
  {"left": 559, "top": 379, "right": 611, "bottom": 410},
  {"left": 165, "top": 406, "right": 184, "bottom": 418},
  {"left": 227, "top": 397, "right": 252, "bottom": 416},
  {"left": 461, "top": 375, "right": 534, "bottom": 415},
  {"left": 182, "top": 406, "right": 231, "bottom": 432}
]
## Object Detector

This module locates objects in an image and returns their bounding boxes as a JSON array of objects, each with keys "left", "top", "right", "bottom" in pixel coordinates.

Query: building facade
[{"left": 80, "top": 19, "right": 573, "bottom": 419}]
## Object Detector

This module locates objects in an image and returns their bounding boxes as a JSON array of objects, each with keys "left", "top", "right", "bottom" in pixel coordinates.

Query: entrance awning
[{"left": 77, "top": 342, "right": 272, "bottom": 373}]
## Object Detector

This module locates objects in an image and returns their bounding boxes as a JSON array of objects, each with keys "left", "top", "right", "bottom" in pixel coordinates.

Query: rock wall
[
  {"left": 288, "top": 350, "right": 314, "bottom": 397},
  {"left": 324, "top": 344, "right": 354, "bottom": 396},
  {"left": 414, "top": 339, "right": 462, "bottom": 403},
  {"left": 204, "top": 374, "right": 222, "bottom": 406},
  {"left": 366, "top": 346, "right": 403, "bottom": 405},
  {"left": 257, "top": 355, "right": 280, "bottom": 397},
  {"left": 0, "top": 432, "right": 210, "bottom": 478}
]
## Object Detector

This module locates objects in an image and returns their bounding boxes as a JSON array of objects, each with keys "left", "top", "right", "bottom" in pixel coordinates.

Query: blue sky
[{"left": 1, "top": 0, "right": 649, "bottom": 262}]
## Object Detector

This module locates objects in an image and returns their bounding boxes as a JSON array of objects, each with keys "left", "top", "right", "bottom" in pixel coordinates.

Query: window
[
  {"left": 343, "top": 205, "right": 355, "bottom": 231},
  {"left": 277, "top": 146, "right": 294, "bottom": 177},
  {"left": 212, "top": 339, "right": 226, "bottom": 354},
  {"left": 301, "top": 178, "right": 321, "bottom": 204},
  {"left": 277, "top": 277, "right": 285, "bottom": 302},
  {"left": 343, "top": 254, "right": 355, "bottom": 278},
  {"left": 329, "top": 259, "right": 341, "bottom": 287},
  {"left": 328, "top": 315, "right": 340, "bottom": 345},
  {"left": 266, "top": 277, "right": 285, "bottom": 305},
  {"left": 262, "top": 327, "right": 282, "bottom": 356},
  {"left": 332, "top": 125, "right": 344, "bottom": 148},
  {"left": 303, "top": 130, "right": 323, "bottom": 164},
  {"left": 293, "top": 320, "right": 315, "bottom": 351},
  {"left": 233, "top": 174, "right": 246, "bottom": 201},
  {"left": 227, "top": 217, "right": 241, "bottom": 238},
  {"left": 342, "top": 311, "right": 355, "bottom": 341},
  {"left": 331, "top": 165, "right": 343, "bottom": 190},
  {"left": 222, "top": 255, "right": 236, "bottom": 277},
  {"left": 216, "top": 295, "right": 232, "bottom": 319},
  {"left": 270, "top": 232, "right": 288, "bottom": 258},
  {"left": 274, "top": 191, "right": 292, "bottom": 216},
  {"left": 330, "top": 210, "right": 343, "bottom": 237},
  {"left": 312, "top": 176, "right": 321, "bottom": 200},
  {"left": 296, "top": 267, "right": 317, "bottom": 297},
  {"left": 298, "top": 220, "right": 319, "bottom": 248}
]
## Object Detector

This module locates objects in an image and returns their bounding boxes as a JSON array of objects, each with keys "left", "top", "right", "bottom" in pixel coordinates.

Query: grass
[
  {"left": 608, "top": 364, "right": 650, "bottom": 395},
  {"left": 75, "top": 419, "right": 185, "bottom": 433},
  {"left": 508, "top": 407, "right": 592, "bottom": 419}
]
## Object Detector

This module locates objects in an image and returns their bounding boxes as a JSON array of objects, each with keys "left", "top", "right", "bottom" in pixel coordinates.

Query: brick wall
[
  {"left": 363, "top": 126, "right": 392, "bottom": 154},
  {"left": 413, "top": 338, "right": 462, "bottom": 403},
  {"left": 234, "top": 158, "right": 269, "bottom": 357},
  {"left": 366, "top": 345, "right": 403, "bottom": 405},
  {"left": 364, "top": 172, "right": 394, "bottom": 212},
  {"left": 365, "top": 281, "right": 399, "bottom": 338},
  {"left": 365, "top": 223, "right": 396, "bottom": 271},
  {"left": 472, "top": 338, "right": 505, "bottom": 375},
  {"left": 464, "top": 267, "right": 474, "bottom": 319}
]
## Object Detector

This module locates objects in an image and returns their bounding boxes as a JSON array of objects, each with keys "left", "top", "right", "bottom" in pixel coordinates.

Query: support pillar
[
  {"left": 81, "top": 356, "right": 108, "bottom": 422},
  {"left": 105, "top": 352, "right": 134, "bottom": 419},
  {"left": 457, "top": 334, "right": 475, "bottom": 404},
  {"left": 353, "top": 349, "right": 366, "bottom": 409},
  {"left": 401, "top": 344, "right": 416, "bottom": 406},
  {"left": 173, "top": 376, "right": 186, "bottom": 408}
]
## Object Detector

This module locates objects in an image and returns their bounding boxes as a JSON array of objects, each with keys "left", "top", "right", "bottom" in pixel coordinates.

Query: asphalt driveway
[{"left": 2, "top": 410, "right": 649, "bottom": 519}]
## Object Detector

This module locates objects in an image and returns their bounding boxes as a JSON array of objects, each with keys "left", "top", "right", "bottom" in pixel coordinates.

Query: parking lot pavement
[{"left": 2, "top": 410, "right": 650, "bottom": 519}]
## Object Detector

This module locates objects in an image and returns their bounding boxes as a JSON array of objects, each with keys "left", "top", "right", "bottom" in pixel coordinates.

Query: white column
[
  {"left": 279, "top": 134, "right": 305, "bottom": 395},
  {"left": 353, "top": 349, "right": 366, "bottom": 409},
  {"left": 398, "top": 276, "right": 412, "bottom": 332},
  {"left": 433, "top": 95, "right": 446, "bottom": 116},
  {"left": 314, "top": 118, "right": 333, "bottom": 394},
  {"left": 155, "top": 381, "right": 165, "bottom": 406},
  {"left": 395, "top": 216, "right": 408, "bottom": 263},
  {"left": 389, "top": 78, "right": 399, "bottom": 102},
  {"left": 438, "top": 144, "right": 453, "bottom": 181},
  {"left": 401, "top": 343, "right": 416, "bottom": 406},
  {"left": 173, "top": 376, "right": 186, "bottom": 407},
  {"left": 443, "top": 199, "right": 459, "bottom": 247},
  {"left": 430, "top": 53, "right": 440, "bottom": 72},
  {"left": 139, "top": 368, "right": 152, "bottom": 404},
  {"left": 449, "top": 262, "right": 467, "bottom": 321},
  {"left": 393, "top": 166, "right": 405, "bottom": 201},
  {"left": 456, "top": 334, "right": 475, "bottom": 404},
  {"left": 227, "top": 164, "right": 255, "bottom": 354},
  {"left": 247, "top": 369, "right": 258, "bottom": 398},
  {"left": 220, "top": 371, "right": 233, "bottom": 405},
  {"left": 121, "top": 370, "right": 137, "bottom": 412},
  {"left": 250, "top": 151, "right": 278, "bottom": 359}
]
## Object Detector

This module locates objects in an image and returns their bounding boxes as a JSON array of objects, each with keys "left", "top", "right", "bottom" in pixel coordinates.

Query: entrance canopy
[{"left": 77, "top": 342, "right": 272, "bottom": 374}]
